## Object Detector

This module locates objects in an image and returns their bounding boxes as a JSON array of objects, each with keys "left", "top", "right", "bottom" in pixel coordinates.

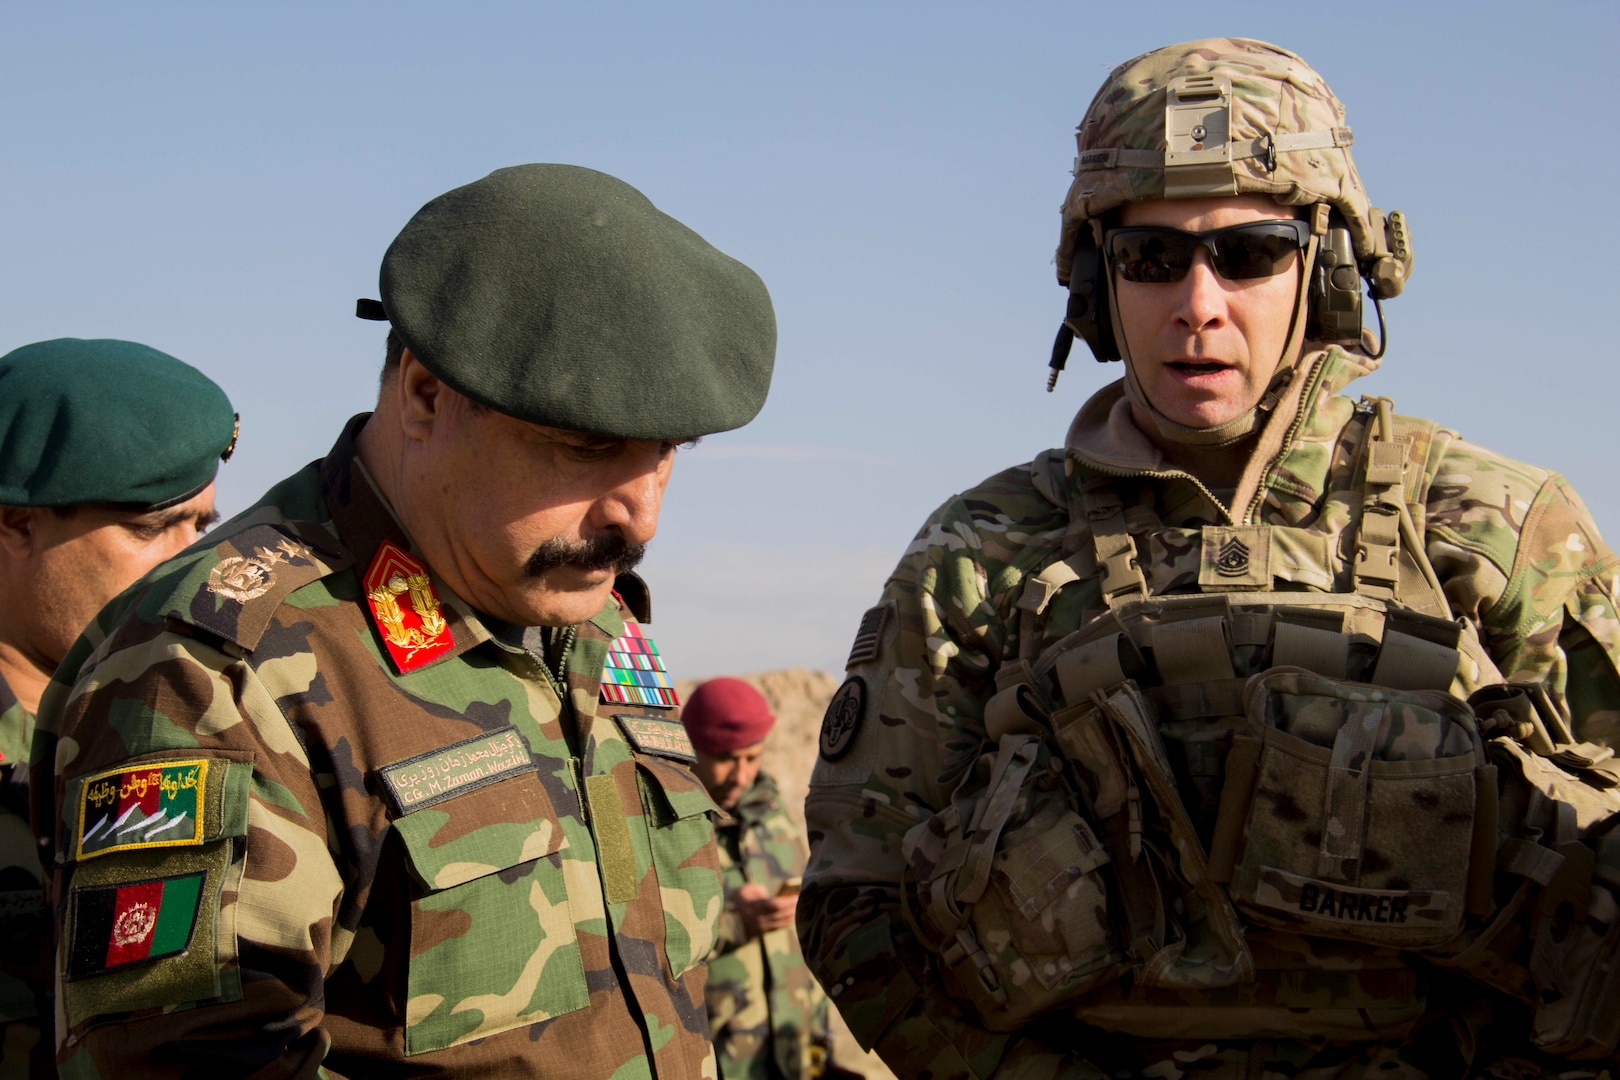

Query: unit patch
[
  {"left": 845, "top": 603, "right": 890, "bottom": 667},
  {"left": 819, "top": 676, "right": 867, "bottom": 762},
  {"left": 601, "top": 621, "right": 679, "bottom": 708},
  {"left": 613, "top": 714, "right": 697, "bottom": 764},
  {"left": 364, "top": 540, "right": 455, "bottom": 674},
  {"left": 76, "top": 760, "right": 208, "bottom": 861},
  {"left": 378, "top": 726, "right": 536, "bottom": 815},
  {"left": 1254, "top": 867, "right": 1449, "bottom": 928},
  {"left": 66, "top": 872, "right": 206, "bottom": 980}
]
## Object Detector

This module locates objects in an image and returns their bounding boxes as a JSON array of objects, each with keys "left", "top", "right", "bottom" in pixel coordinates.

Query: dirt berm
[{"left": 674, "top": 669, "right": 898, "bottom": 1080}]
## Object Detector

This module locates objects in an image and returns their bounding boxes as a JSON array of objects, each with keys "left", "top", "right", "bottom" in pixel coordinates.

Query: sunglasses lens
[
  {"left": 1109, "top": 222, "right": 1306, "bottom": 283},
  {"left": 1110, "top": 232, "right": 1195, "bottom": 284},
  {"left": 1211, "top": 224, "right": 1306, "bottom": 280}
]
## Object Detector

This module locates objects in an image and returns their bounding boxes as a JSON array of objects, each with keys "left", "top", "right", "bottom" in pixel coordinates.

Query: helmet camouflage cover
[{"left": 1056, "top": 38, "right": 1410, "bottom": 298}]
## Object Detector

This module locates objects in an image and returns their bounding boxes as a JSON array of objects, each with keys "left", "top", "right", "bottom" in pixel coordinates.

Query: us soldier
[
  {"left": 682, "top": 678, "right": 832, "bottom": 1080},
  {"left": 0, "top": 338, "right": 234, "bottom": 1078},
  {"left": 800, "top": 39, "right": 1620, "bottom": 1079},
  {"left": 33, "top": 165, "right": 775, "bottom": 1077}
]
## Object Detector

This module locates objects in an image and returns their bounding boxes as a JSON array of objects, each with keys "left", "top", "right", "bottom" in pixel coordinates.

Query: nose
[
  {"left": 1172, "top": 248, "right": 1228, "bottom": 333},
  {"left": 588, "top": 445, "right": 672, "bottom": 546}
]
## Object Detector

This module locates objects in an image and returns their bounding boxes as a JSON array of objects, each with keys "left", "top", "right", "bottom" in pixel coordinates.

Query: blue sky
[{"left": 2, "top": 1, "right": 1615, "bottom": 678}]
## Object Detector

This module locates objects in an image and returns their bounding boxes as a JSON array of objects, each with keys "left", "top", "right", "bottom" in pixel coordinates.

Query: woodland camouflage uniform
[
  {"left": 0, "top": 676, "right": 48, "bottom": 1077},
  {"left": 707, "top": 771, "right": 827, "bottom": 1080},
  {"left": 33, "top": 419, "right": 726, "bottom": 1078},
  {"left": 800, "top": 38, "right": 1620, "bottom": 1080}
]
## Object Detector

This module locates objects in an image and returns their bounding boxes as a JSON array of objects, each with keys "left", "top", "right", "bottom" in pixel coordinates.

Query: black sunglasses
[{"left": 1106, "top": 219, "right": 1311, "bottom": 284}]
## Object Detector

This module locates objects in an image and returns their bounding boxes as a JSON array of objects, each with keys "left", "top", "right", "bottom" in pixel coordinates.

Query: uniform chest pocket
[
  {"left": 393, "top": 773, "right": 587, "bottom": 1055},
  {"left": 635, "top": 756, "right": 724, "bottom": 978}
]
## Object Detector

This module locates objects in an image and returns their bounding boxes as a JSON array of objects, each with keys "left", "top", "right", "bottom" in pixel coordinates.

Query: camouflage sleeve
[
  {"left": 47, "top": 625, "right": 344, "bottom": 1078},
  {"left": 1424, "top": 440, "right": 1620, "bottom": 745},
  {"left": 800, "top": 495, "right": 1107, "bottom": 1080}
]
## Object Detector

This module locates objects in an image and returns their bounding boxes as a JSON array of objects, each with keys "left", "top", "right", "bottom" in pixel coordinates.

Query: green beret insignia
[
  {"left": 0, "top": 339, "right": 236, "bottom": 509},
  {"left": 370, "top": 164, "right": 776, "bottom": 440}
]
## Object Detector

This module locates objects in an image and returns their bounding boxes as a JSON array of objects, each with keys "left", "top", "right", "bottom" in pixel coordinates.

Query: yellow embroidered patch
[{"left": 76, "top": 760, "right": 209, "bottom": 861}]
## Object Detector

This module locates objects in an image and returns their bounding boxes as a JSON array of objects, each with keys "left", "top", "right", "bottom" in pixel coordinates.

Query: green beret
[
  {"left": 0, "top": 339, "right": 237, "bottom": 509},
  {"left": 373, "top": 164, "right": 776, "bottom": 440}
]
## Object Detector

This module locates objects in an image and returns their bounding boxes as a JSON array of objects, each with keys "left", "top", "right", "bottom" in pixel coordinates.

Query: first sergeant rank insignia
[{"left": 364, "top": 540, "right": 454, "bottom": 674}]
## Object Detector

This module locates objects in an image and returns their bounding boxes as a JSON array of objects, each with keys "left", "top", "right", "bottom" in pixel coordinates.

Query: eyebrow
[{"left": 134, "top": 505, "right": 222, "bottom": 531}]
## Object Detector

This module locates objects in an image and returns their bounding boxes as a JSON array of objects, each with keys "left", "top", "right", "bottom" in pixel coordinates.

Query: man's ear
[
  {"left": 0, "top": 506, "right": 39, "bottom": 559},
  {"left": 396, "top": 349, "right": 447, "bottom": 444}
]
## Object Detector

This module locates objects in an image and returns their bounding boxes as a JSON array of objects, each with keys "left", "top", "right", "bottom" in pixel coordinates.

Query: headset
[{"left": 1047, "top": 206, "right": 1410, "bottom": 390}]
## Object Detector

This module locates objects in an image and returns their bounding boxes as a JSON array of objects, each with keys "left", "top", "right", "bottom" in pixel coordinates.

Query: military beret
[
  {"left": 365, "top": 164, "right": 776, "bottom": 440},
  {"left": 681, "top": 678, "right": 776, "bottom": 754},
  {"left": 0, "top": 338, "right": 237, "bottom": 509}
]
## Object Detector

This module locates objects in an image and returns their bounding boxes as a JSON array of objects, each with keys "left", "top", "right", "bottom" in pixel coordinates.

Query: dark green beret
[
  {"left": 0, "top": 339, "right": 237, "bottom": 509},
  {"left": 373, "top": 164, "right": 776, "bottom": 440}
]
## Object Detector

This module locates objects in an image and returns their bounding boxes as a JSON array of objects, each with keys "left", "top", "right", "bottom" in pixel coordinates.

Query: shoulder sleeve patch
[
  {"left": 820, "top": 676, "right": 867, "bottom": 762},
  {"left": 69, "top": 757, "right": 250, "bottom": 862},
  {"left": 845, "top": 603, "right": 891, "bottom": 667},
  {"left": 160, "top": 522, "right": 350, "bottom": 652},
  {"left": 613, "top": 713, "right": 697, "bottom": 764},
  {"left": 67, "top": 871, "right": 205, "bottom": 980}
]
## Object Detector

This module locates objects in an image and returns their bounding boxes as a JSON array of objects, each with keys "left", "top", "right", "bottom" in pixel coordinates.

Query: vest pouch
[
  {"left": 1217, "top": 668, "right": 1486, "bottom": 949},
  {"left": 901, "top": 733, "right": 1125, "bottom": 1030}
]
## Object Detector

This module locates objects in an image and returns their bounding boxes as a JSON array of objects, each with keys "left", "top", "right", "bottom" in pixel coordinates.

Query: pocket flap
[
  {"left": 394, "top": 776, "right": 564, "bottom": 891},
  {"left": 637, "top": 757, "right": 722, "bottom": 825}
]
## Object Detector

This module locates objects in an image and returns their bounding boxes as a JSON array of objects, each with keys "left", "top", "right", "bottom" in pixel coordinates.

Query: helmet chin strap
[{"left": 1114, "top": 231, "right": 1320, "bottom": 450}]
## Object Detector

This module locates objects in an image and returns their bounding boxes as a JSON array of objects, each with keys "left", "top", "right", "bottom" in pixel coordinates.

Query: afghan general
[
  {"left": 33, "top": 165, "right": 777, "bottom": 1078},
  {"left": 799, "top": 39, "right": 1620, "bottom": 1080}
]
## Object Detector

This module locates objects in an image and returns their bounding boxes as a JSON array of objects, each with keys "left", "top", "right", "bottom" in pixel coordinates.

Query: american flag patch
[
  {"left": 845, "top": 603, "right": 890, "bottom": 666},
  {"left": 600, "top": 622, "right": 679, "bottom": 708}
]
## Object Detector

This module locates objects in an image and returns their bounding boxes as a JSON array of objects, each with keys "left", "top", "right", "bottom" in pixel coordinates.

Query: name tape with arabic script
[
  {"left": 612, "top": 714, "right": 697, "bottom": 764},
  {"left": 377, "top": 726, "right": 536, "bottom": 815}
]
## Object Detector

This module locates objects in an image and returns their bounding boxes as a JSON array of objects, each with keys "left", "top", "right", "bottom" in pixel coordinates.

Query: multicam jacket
[
  {"left": 0, "top": 674, "right": 49, "bottom": 1079},
  {"left": 32, "top": 416, "right": 724, "bottom": 1079},
  {"left": 708, "top": 772, "right": 826, "bottom": 1080},
  {"left": 800, "top": 346, "right": 1620, "bottom": 1080}
]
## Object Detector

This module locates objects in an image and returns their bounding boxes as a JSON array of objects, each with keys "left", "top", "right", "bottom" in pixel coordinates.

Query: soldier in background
[
  {"left": 0, "top": 338, "right": 234, "bottom": 1078},
  {"left": 682, "top": 678, "right": 833, "bottom": 1080},
  {"left": 800, "top": 39, "right": 1620, "bottom": 1078},
  {"left": 33, "top": 165, "right": 776, "bottom": 1077}
]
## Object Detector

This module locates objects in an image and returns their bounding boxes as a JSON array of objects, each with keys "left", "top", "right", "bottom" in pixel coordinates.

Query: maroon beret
[{"left": 682, "top": 678, "right": 775, "bottom": 754}]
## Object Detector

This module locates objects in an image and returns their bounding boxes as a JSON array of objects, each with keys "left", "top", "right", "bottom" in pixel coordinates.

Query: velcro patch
[
  {"left": 1199, "top": 525, "right": 1272, "bottom": 588},
  {"left": 614, "top": 714, "right": 697, "bottom": 764},
  {"left": 1254, "top": 866, "right": 1449, "bottom": 928},
  {"left": 76, "top": 760, "right": 209, "bottom": 861},
  {"left": 820, "top": 676, "right": 867, "bottom": 762},
  {"left": 66, "top": 872, "right": 205, "bottom": 980},
  {"left": 378, "top": 726, "right": 536, "bottom": 815},
  {"left": 845, "top": 603, "right": 890, "bottom": 667}
]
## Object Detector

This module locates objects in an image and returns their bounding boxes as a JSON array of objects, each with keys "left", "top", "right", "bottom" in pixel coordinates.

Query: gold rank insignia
[{"left": 364, "top": 540, "right": 454, "bottom": 673}]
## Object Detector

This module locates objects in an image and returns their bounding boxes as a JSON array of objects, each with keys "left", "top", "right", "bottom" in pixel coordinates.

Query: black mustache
[{"left": 524, "top": 533, "right": 645, "bottom": 578}]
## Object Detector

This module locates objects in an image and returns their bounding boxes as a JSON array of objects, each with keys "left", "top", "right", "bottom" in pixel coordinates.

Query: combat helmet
[{"left": 1048, "top": 39, "right": 1413, "bottom": 419}]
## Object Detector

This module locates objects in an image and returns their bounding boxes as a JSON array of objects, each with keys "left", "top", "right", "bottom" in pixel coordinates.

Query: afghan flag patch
[
  {"left": 76, "top": 760, "right": 208, "bottom": 860},
  {"left": 600, "top": 621, "right": 679, "bottom": 708},
  {"left": 66, "top": 872, "right": 205, "bottom": 980}
]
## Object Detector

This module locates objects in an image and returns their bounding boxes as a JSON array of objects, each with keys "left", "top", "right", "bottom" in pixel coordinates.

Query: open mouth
[{"left": 1168, "top": 360, "right": 1231, "bottom": 374}]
